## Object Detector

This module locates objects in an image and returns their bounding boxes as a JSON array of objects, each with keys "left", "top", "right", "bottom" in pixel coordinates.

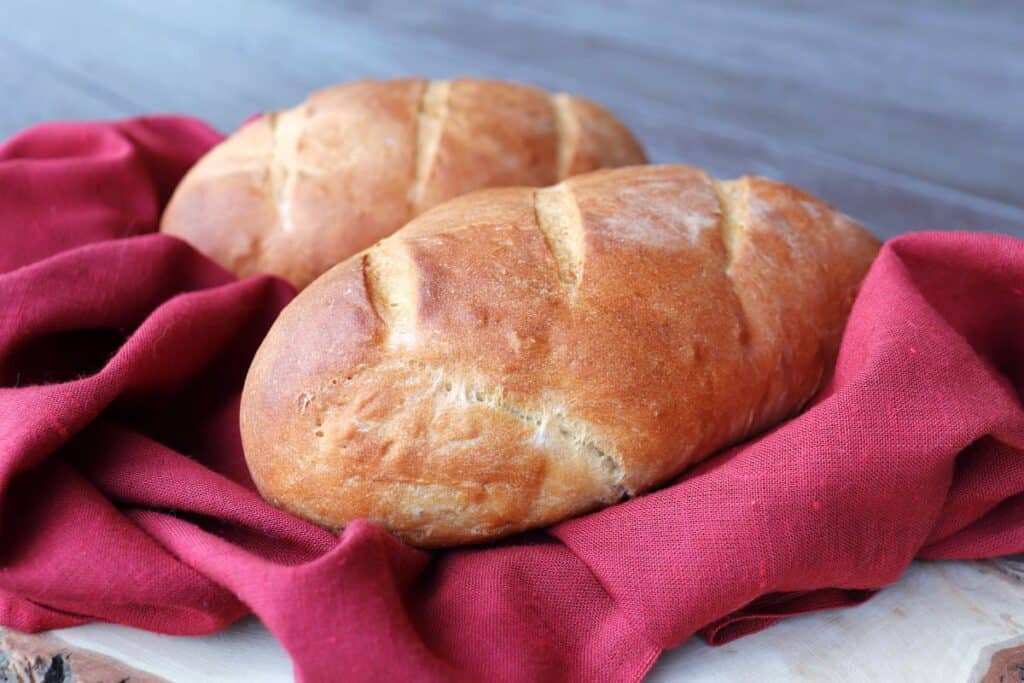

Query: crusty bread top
[
  {"left": 240, "top": 165, "right": 880, "bottom": 547},
  {"left": 159, "top": 78, "right": 646, "bottom": 289}
]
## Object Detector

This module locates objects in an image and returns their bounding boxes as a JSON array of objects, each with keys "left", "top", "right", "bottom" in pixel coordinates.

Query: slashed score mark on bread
[
  {"left": 161, "top": 78, "right": 646, "bottom": 289},
  {"left": 241, "top": 165, "right": 880, "bottom": 547}
]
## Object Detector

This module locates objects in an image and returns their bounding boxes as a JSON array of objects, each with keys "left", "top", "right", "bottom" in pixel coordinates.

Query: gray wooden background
[{"left": 2, "top": 0, "right": 1022, "bottom": 239}]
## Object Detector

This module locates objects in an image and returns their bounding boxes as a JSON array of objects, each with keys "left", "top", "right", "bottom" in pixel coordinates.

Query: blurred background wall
[{"left": 2, "top": 0, "right": 1021, "bottom": 237}]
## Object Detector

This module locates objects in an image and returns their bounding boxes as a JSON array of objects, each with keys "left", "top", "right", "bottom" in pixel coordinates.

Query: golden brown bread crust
[
  {"left": 240, "top": 165, "right": 880, "bottom": 547},
  {"left": 160, "top": 78, "right": 646, "bottom": 289}
]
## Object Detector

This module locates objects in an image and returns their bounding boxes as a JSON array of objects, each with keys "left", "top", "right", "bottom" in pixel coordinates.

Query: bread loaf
[
  {"left": 240, "top": 165, "right": 880, "bottom": 547},
  {"left": 160, "top": 78, "right": 646, "bottom": 289}
]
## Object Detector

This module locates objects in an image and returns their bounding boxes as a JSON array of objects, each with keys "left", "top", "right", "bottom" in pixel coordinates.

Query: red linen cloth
[{"left": 1, "top": 117, "right": 1022, "bottom": 682}]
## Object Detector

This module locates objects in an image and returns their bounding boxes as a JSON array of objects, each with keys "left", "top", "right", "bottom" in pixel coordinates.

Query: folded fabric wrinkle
[{"left": 0, "top": 118, "right": 1022, "bottom": 682}]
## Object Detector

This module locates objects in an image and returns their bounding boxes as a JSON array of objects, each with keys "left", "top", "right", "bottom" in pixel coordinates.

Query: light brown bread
[
  {"left": 160, "top": 78, "right": 646, "bottom": 289},
  {"left": 240, "top": 165, "right": 880, "bottom": 547}
]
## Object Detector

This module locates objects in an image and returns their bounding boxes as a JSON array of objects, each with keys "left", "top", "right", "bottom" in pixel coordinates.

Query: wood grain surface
[
  {"left": 0, "top": 627, "right": 166, "bottom": 682},
  {"left": 17, "top": 559, "right": 1022, "bottom": 683},
  {"left": 2, "top": 2, "right": 1022, "bottom": 681},
  {"left": 1, "top": 1, "right": 1021, "bottom": 239}
]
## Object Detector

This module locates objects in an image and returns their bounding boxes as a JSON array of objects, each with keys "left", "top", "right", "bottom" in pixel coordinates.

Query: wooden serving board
[
  {"left": 3, "top": 558, "right": 1022, "bottom": 682},
  {"left": 1, "top": 2, "right": 1021, "bottom": 681}
]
